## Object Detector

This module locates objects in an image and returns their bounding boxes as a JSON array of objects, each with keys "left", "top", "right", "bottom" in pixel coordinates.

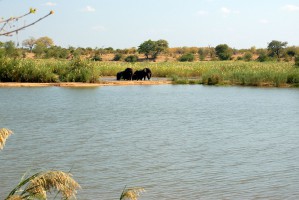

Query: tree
[
  {"left": 0, "top": 8, "right": 53, "bottom": 36},
  {"left": 35, "top": 36, "right": 54, "bottom": 48},
  {"left": 153, "top": 39, "right": 169, "bottom": 59},
  {"left": 215, "top": 44, "right": 232, "bottom": 60},
  {"left": 33, "top": 36, "right": 54, "bottom": 58},
  {"left": 22, "top": 37, "right": 36, "bottom": 52},
  {"left": 243, "top": 52, "right": 253, "bottom": 62},
  {"left": 138, "top": 39, "right": 169, "bottom": 60},
  {"left": 267, "top": 40, "right": 288, "bottom": 58},
  {"left": 138, "top": 40, "right": 156, "bottom": 59}
]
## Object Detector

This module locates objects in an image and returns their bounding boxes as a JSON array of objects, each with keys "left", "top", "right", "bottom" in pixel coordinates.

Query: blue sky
[{"left": 1, "top": 0, "right": 299, "bottom": 49}]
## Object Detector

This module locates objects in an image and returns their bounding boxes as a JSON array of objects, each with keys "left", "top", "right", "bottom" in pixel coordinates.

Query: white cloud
[
  {"left": 82, "top": 6, "right": 96, "bottom": 12},
  {"left": 45, "top": 2, "right": 57, "bottom": 6},
  {"left": 92, "top": 26, "right": 106, "bottom": 32},
  {"left": 282, "top": 4, "right": 299, "bottom": 12},
  {"left": 221, "top": 7, "right": 231, "bottom": 14},
  {"left": 259, "top": 19, "right": 269, "bottom": 24},
  {"left": 220, "top": 7, "right": 240, "bottom": 15},
  {"left": 196, "top": 10, "right": 209, "bottom": 16}
]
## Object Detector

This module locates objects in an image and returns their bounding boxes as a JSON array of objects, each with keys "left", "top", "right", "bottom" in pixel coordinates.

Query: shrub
[
  {"left": 215, "top": 44, "right": 232, "bottom": 60},
  {"left": 295, "top": 56, "right": 299, "bottom": 67},
  {"left": 113, "top": 53, "right": 123, "bottom": 61},
  {"left": 257, "top": 52, "right": 269, "bottom": 62},
  {"left": 91, "top": 54, "right": 102, "bottom": 61},
  {"left": 125, "top": 55, "right": 138, "bottom": 62},
  {"left": 60, "top": 58, "right": 100, "bottom": 83},
  {"left": 178, "top": 53, "right": 195, "bottom": 62},
  {"left": 243, "top": 52, "right": 253, "bottom": 62}
]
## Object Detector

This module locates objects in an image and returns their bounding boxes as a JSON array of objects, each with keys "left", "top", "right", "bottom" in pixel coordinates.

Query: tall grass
[
  {"left": 95, "top": 61, "right": 299, "bottom": 87},
  {"left": 1, "top": 58, "right": 299, "bottom": 87},
  {"left": 0, "top": 58, "right": 100, "bottom": 83}
]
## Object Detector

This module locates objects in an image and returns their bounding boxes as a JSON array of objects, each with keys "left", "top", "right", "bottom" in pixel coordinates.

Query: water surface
[{"left": 0, "top": 85, "right": 299, "bottom": 199}]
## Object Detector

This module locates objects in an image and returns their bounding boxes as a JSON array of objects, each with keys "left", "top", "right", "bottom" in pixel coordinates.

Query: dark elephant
[
  {"left": 132, "top": 68, "right": 152, "bottom": 80},
  {"left": 116, "top": 68, "right": 133, "bottom": 80}
]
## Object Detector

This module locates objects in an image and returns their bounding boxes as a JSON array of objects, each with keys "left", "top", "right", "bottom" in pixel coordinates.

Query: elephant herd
[{"left": 116, "top": 68, "right": 152, "bottom": 81}]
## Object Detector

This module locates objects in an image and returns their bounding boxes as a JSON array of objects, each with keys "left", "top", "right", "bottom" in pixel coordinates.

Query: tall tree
[
  {"left": 267, "top": 40, "right": 288, "bottom": 58},
  {"left": 35, "top": 36, "right": 54, "bottom": 48},
  {"left": 22, "top": 37, "right": 36, "bottom": 52},
  {"left": 138, "top": 39, "right": 169, "bottom": 60}
]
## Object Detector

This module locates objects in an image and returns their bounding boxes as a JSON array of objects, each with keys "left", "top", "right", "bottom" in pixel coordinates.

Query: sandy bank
[{"left": 0, "top": 79, "right": 172, "bottom": 88}]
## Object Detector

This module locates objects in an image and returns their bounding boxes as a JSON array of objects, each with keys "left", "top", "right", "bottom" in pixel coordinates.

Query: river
[{"left": 1, "top": 85, "right": 299, "bottom": 199}]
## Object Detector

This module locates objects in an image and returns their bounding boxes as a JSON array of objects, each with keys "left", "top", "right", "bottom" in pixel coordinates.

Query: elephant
[
  {"left": 116, "top": 68, "right": 133, "bottom": 80},
  {"left": 132, "top": 68, "right": 152, "bottom": 81}
]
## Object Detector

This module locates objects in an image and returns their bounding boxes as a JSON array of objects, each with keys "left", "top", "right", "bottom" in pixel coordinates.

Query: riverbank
[{"left": 0, "top": 78, "right": 172, "bottom": 87}]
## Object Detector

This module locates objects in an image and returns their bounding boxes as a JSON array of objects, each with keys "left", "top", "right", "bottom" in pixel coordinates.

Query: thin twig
[{"left": 0, "top": 11, "right": 53, "bottom": 36}]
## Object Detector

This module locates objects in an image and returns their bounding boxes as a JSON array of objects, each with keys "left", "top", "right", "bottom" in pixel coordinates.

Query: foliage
[
  {"left": 0, "top": 58, "right": 58, "bottom": 82},
  {"left": 125, "top": 55, "right": 138, "bottom": 62},
  {"left": 60, "top": 58, "right": 100, "bottom": 82},
  {"left": 295, "top": 56, "right": 299, "bottom": 67},
  {"left": 35, "top": 36, "right": 54, "bottom": 48},
  {"left": 215, "top": 44, "right": 232, "bottom": 60},
  {"left": 91, "top": 54, "right": 102, "bottom": 61},
  {"left": 0, "top": 57, "right": 100, "bottom": 83},
  {"left": 138, "top": 39, "right": 169, "bottom": 59},
  {"left": 178, "top": 53, "right": 195, "bottom": 62},
  {"left": 243, "top": 52, "right": 253, "bottom": 62},
  {"left": 43, "top": 46, "right": 70, "bottom": 59},
  {"left": 257, "top": 50, "right": 269, "bottom": 62},
  {"left": 267, "top": 40, "right": 288, "bottom": 58},
  {"left": 198, "top": 48, "right": 208, "bottom": 61},
  {"left": 3, "top": 41, "right": 21, "bottom": 58},
  {"left": 93, "top": 61, "right": 299, "bottom": 87},
  {"left": 22, "top": 37, "right": 36, "bottom": 52},
  {"left": 113, "top": 53, "right": 123, "bottom": 61}
]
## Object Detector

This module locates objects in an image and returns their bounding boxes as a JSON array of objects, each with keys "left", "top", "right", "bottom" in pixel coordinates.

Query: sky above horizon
[{"left": 1, "top": 0, "right": 299, "bottom": 49}]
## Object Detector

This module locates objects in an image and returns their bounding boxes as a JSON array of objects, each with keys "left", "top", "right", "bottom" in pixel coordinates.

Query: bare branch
[{"left": 0, "top": 11, "right": 53, "bottom": 36}]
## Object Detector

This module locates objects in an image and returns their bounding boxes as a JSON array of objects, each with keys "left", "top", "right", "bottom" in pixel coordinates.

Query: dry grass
[
  {"left": 0, "top": 128, "right": 13, "bottom": 150},
  {"left": 120, "top": 186, "right": 145, "bottom": 200},
  {"left": 25, "top": 171, "right": 81, "bottom": 199},
  {"left": 6, "top": 195, "right": 23, "bottom": 200}
]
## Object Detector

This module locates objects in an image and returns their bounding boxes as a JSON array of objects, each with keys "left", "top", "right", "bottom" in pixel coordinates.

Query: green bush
[
  {"left": 215, "top": 44, "right": 232, "bottom": 60},
  {"left": 91, "top": 54, "right": 102, "bottom": 61},
  {"left": 61, "top": 58, "right": 100, "bottom": 82},
  {"left": 125, "top": 55, "right": 138, "bottom": 62},
  {"left": 178, "top": 53, "right": 195, "bottom": 62},
  {"left": 243, "top": 52, "right": 253, "bottom": 62},
  {"left": 113, "top": 53, "right": 123, "bottom": 61},
  {"left": 0, "top": 58, "right": 58, "bottom": 82},
  {"left": 257, "top": 52, "right": 269, "bottom": 62}
]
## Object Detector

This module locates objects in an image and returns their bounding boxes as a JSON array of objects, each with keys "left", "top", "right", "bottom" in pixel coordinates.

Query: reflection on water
[{"left": 1, "top": 85, "right": 299, "bottom": 199}]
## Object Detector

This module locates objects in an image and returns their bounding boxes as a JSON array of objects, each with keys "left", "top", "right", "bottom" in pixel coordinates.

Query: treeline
[{"left": 0, "top": 37, "right": 299, "bottom": 66}]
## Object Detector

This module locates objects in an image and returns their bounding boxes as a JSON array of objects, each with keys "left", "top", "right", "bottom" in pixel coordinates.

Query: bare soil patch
[{"left": 0, "top": 77, "right": 172, "bottom": 88}]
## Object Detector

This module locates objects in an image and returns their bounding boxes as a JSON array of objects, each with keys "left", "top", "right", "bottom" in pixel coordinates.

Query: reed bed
[{"left": 1, "top": 58, "right": 298, "bottom": 87}]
